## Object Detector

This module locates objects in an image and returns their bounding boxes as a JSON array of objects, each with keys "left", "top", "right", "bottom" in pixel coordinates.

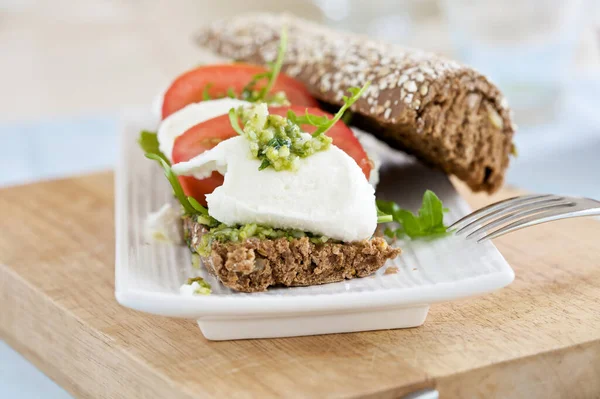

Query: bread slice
[
  {"left": 183, "top": 217, "right": 401, "bottom": 293},
  {"left": 196, "top": 13, "right": 516, "bottom": 193}
]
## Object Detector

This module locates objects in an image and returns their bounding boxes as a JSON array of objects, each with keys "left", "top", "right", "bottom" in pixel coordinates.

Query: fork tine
[
  {"left": 454, "top": 195, "right": 565, "bottom": 235},
  {"left": 477, "top": 207, "right": 594, "bottom": 242},
  {"left": 449, "top": 194, "right": 552, "bottom": 231},
  {"left": 465, "top": 200, "right": 575, "bottom": 239},
  {"left": 456, "top": 197, "right": 567, "bottom": 235}
]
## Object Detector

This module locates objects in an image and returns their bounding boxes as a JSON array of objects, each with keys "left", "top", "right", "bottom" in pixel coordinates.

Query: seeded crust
[
  {"left": 195, "top": 13, "right": 516, "bottom": 193},
  {"left": 183, "top": 217, "right": 401, "bottom": 293}
]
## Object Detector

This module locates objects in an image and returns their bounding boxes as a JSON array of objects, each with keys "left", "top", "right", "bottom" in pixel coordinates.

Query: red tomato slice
[
  {"left": 162, "top": 64, "right": 319, "bottom": 119},
  {"left": 172, "top": 106, "right": 371, "bottom": 205}
]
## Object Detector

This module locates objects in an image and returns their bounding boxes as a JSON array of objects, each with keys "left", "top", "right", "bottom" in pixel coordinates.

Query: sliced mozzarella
[
  {"left": 143, "top": 203, "right": 183, "bottom": 244},
  {"left": 157, "top": 98, "right": 250, "bottom": 161},
  {"left": 173, "top": 135, "right": 377, "bottom": 242}
]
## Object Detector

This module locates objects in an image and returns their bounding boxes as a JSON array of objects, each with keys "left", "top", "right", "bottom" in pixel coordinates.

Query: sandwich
[{"left": 140, "top": 13, "right": 515, "bottom": 293}]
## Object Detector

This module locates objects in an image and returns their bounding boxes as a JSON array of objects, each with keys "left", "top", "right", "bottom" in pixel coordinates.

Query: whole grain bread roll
[
  {"left": 183, "top": 217, "right": 400, "bottom": 292},
  {"left": 196, "top": 13, "right": 515, "bottom": 193}
]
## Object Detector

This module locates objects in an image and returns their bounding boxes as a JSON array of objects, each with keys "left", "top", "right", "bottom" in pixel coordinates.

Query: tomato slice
[
  {"left": 172, "top": 106, "right": 371, "bottom": 205},
  {"left": 171, "top": 116, "right": 230, "bottom": 207},
  {"left": 162, "top": 64, "right": 319, "bottom": 119}
]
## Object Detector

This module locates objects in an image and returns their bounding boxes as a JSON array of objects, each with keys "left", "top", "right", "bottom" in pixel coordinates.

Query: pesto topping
[
  {"left": 196, "top": 223, "right": 332, "bottom": 256},
  {"left": 227, "top": 81, "right": 370, "bottom": 172},
  {"left": 191, "top": 253, "right": 200, "bottom": 269},
  {"left": 232, "top": 103, "right": 332, "bottom": 172},
  {"left": 286, "top": 82, "right": 370, "bottom": 136},
  {"left": 264, "top": 90, "right": 289, "bottom": 106},
  {"left": 185, "top": 276, "right": 212, "bottom": 295}
]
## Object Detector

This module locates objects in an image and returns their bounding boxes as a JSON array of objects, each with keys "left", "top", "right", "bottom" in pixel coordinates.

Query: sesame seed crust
[{"left": 195, "top": 13, "right": 516, "bottom": 193}]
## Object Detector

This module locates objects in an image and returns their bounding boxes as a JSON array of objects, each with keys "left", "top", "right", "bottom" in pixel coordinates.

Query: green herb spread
[
  {"left": 186, "top": 276, "right": 211, "bottom": 295},
  {"left": 191, "top": 253, "right": 201, "bottom": 269},
  {"left": 196, "top": 221, "right": 332, "bottom": 256},
  {"left": 234, "top": 103, "right": 332, "bottom": 172}
]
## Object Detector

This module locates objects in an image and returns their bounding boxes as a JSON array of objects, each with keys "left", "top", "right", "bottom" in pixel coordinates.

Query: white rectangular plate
[{"left": 115, "top": 109, "right": 514, "bottom": 340}]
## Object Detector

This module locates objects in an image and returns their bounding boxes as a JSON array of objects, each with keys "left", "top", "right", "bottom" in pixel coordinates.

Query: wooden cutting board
[{"left": 1, "top": 172, "right": 599, "bottom": 399}]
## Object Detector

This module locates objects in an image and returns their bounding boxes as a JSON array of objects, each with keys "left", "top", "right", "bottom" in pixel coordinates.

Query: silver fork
[{"left": 449, "top": 194, "right": 600, "bottom": 242}]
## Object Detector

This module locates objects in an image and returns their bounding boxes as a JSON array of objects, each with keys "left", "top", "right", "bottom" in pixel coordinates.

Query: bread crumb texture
[{"left": 184, "top": 217, "right": 401, "bottom": 292}]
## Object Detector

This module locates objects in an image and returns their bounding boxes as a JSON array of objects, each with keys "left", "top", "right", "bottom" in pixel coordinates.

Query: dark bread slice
[
  {"left": 183, "top": 217, "right": 401, "bottom": 293},
  {"left": 195, "top": 13, "right": 516, "bottom": 193}
]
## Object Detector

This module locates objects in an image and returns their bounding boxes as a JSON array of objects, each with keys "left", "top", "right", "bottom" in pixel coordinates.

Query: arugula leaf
[
  {"left": 188, "top": 197, "right": 219, "bottom": 227},
  {"left": 259, "top": 26, "right": 287, "bottom": 99},
  {"left": 141, "top": 136, "right": 218, "bottom": 226},
  {"left": 202, "top": 83, "right": 212, "bottom": 101},
  {"left": 138, "top": 131, "right": 169, "bottom": 164},
  {"left": 145, "top": 153, "right": 198, "bottom": 215},
  {"left": 286, "top": 82, "right": 370, "bottom": 137},
  {"left": 376, "top": 190, "right": 450, "bottom": 239},
  {"left": 258, "top": 158, "right": 271, "bottom": 171},
  {"left": 226, "top": 87, "right": 236, "bottom": 98},
  {"left": 376, "top": 206, "right": 393, "bottom": 223},
  {"left": 341, "top": 110, "right": 353, "bottom": 125},
  {"left": 286, "top": 109, "right": 330, "bottom": 127},
  {"left": 305, "top": 112, "right": 330, "bottom": 126},
  {"left": 228, "top": 108, "right": 245, "bottom": 135},
  {"left": 240, "top": 27, "right": 288, "bottom": 103},
  {"left": 374, "top": 199, "right": 398, "bottom": 216},
  {"left": 384, "top": 227, "right": 398, "bottom": 239},
  {"left": 317, "top": 83, "right": 370, "bottom": 135},
  {"left": 242, "top": 73, "right": 269, "bottom": 98},
  {"left": 419, "top": 190, "right": 444, "bottom": 231},
  {"left": 187, "top": 196, "right": 209, "bottom": 216}
]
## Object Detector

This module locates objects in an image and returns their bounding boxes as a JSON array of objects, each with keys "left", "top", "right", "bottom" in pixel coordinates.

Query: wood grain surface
[{"left": 1, "top": 172, "right": 599, "bottom": 398}]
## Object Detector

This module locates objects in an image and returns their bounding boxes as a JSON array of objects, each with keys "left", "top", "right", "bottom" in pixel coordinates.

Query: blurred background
[{"left": 0, "top": 1, "right": 599, "bottom": 397}]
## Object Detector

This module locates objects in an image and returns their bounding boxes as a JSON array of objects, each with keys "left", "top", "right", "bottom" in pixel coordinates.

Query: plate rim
[{"left": 115, "top": 266, "right": 513, "bottom": 318}]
